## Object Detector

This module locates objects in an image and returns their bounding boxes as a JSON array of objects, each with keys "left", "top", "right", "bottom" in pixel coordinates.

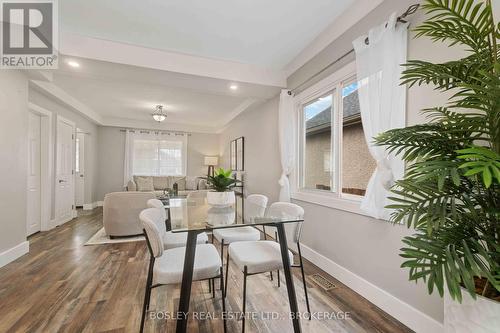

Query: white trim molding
[
  {"left": 28, "top": 103, "right": 54, "bottom": 232},
  {"left": 0, "top": 241, "right": 29, "bottom": 268},
  {"left": 299, "top": 243, "right": 443, "bottom": 333},
  {"left": 83, "top": 202, "right": 99, "bottom": 210},
  {"left": 96, "top": 201, "right": 104, "bottom": 207}
]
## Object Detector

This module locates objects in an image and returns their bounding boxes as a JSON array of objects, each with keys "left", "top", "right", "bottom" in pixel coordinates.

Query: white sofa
[
  {"left": 103, "top": 191, "right": 156, "bottom": 237},
  {"left": 126, "top": 175, "right": 207, "bottom": 197}
]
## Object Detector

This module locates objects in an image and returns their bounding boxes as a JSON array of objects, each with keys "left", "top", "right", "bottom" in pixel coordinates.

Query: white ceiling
[
  {"left": 45, "top": 56, "right": 281, "bottom": 131},
  {"left": 60, "top": 0, "right": 356, "bottom": 69}
]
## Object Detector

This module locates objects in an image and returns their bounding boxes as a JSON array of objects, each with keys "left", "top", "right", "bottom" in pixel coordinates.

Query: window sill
[{"left": 291, "top": 190, "right": 371, "bottom": 217}]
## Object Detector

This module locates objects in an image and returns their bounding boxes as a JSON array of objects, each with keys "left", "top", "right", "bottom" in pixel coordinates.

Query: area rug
[{"left": 85, "top": 227, "right": 144, "bottom": 246}]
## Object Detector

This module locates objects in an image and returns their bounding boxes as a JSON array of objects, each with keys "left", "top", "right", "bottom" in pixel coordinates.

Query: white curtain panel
[
  {"left": 353, "top": 13, "right": 407, "bottom": 220},
  {"left": 123, "top": 130, "right": 133, "bottom": 187},
  {"left": 278, "top": 89, "right": 296, "bottom": 202},
  {"left": 123, "top": 131, "right": 188, "bottom": 184}
]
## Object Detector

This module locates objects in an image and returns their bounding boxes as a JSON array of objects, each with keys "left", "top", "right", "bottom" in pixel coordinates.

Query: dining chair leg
[
  {"left": 220, "top": 267, "right": 227, "bottom": 333},
  {"left": 212, "top": 278, "right": 216, "bottom": 298},
  {"left": 220, "top": 240, "right": 225, "bottom": 290},
  {"left": 209, "top": 279, "right": 212, "bottom": 293},
  {"left": 140, "top": 257, "right": 155, "bottom": 333},
  {"left": 277, "top": 269, "right": 280, "bottom": 287},
  {"left": 224, "top": 251, "right": 230, "bottom": 298},
  {"left": 242, "top": 266, "right": 248, "bottom": 333},
  {"left": 297, "top": 242, "right": 311, "bottom": 318},
  {"left": 276, "top": 224, "right": 301, "bottom": 333}
]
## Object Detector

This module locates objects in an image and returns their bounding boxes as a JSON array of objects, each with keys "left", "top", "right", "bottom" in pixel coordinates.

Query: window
[
  {"left": 132, "top": 136, "right": 186, "bottom": 176},
  {"left": 297, "top": 63, "right": 376, "bottom": 200}
]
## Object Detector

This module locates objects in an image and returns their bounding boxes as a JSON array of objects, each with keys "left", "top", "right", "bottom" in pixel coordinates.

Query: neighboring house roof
[{"left": 306, "top": 91, "right": 360, "bottom": 133}]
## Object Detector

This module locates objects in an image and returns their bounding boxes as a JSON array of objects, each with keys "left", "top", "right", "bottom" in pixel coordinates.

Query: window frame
[{"left": 291, "top": 61, "right": 371, "bottom": 216}]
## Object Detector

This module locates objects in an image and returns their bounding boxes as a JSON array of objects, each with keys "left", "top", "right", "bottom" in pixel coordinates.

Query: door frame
[
  {"left": 55, "top": 115, "right": 77, "bottom": 224},
  {"left": 75, "top": 130, "right": 86, "bottom": 208},
  {"left": 28, "top": 103, "right": 53, "bottom": 232}
]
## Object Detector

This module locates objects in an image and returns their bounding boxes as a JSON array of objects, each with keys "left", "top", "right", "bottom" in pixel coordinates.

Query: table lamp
[{"left": 204, "top": 156, "right": 218, "bottom": 177}]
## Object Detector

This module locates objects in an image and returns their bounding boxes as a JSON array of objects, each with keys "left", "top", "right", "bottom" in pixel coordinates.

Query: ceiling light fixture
[
  {"left": 67, "top": 60, "right": 80, "bottom": 68},
  {"left": 152, "top": 105, "right": 167, "bottom": 122},
  {"left": 230, "top": 84, "right": 238, "bottom": 91}
]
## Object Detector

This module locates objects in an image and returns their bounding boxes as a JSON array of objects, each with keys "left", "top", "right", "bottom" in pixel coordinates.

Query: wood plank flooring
[{"left": 0, "top": 208, "right": 412, "bottom": 333}]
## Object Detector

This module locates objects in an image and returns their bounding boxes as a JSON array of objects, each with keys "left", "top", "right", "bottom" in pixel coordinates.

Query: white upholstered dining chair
[
  {"left": 226, "top": 202, "right": 311, "bottom": 333},
  {"left": 147, "top": 199, "right": 208, "bottom": 249},
  {"left": 212, "top": 194, "right": 268, "bottom": 272},
  {"left": 138, "top": 208, "right": 226, "bottom": 333}
]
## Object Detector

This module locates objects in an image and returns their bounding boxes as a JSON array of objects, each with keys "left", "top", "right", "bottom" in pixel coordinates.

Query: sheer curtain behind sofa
[{"left": 123, "top": 130, "right": 188, "bottom": 187}]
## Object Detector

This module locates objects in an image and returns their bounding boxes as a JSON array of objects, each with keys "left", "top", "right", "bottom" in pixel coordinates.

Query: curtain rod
[
  {"left": 289, "top": 4, "right": 420, "bottom": 96},
  {"left": 119, "top": 128, "right": 192, "bottom": 136}
]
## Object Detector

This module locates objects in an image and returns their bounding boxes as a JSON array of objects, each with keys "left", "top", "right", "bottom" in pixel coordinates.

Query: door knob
[{"left": 59, "top": 180, "right": 66, "bottom": 183}]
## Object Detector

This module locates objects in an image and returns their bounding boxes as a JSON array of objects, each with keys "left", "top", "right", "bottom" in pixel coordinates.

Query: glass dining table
[{"left": 164, "top": 195, "right": 304, "bottom": 333}]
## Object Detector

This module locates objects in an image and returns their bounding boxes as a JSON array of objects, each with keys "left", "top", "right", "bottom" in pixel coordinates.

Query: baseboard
[
  {"left": 0, "top": 241, "right": 29, "bottom": 268},
  {"left": 83, "top": 202, "right": 99, "bottom": 210},
  {"left": 299, "top": 243, "right": 443, "bottom": 333},
  {"left": 96, "top": 201, "right": 104, "bottom": 207}
]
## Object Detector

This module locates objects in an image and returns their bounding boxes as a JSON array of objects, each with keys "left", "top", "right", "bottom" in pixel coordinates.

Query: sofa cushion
[
  {"left": 153, "top": 176, "right": 170, "bottom": 190},
  {"left": 136, "top": 176, "right": 154, "bottom": 191},
  {"left": 175, "top": 177, "right": 186, "bottom": 191},
  {"left": 185, "top": 176, "right": 198, "bottom": 190}
]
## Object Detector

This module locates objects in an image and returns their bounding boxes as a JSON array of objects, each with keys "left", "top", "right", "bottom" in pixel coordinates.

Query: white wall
[
  {"left": 29, "top": 88, "right": 99, "bottom": 212},
  {"left": 0, "top": 70, "right": 29, "bottom": 264},
  {"left": 96, "top": 126, "right": 220, "bottom": 200},
  {"left": 219, "top": 98, "right": 282, "bottom": 203}
]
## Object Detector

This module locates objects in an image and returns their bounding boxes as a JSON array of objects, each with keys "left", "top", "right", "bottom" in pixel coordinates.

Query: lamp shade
[{"left": 204, "top": 156, "right": 218, "bottom": 166}]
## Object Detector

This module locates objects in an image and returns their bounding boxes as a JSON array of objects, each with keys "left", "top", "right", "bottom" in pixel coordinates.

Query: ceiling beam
[
  {"left": 30, "top": 80, "right": 105, "bottom": 124},
  {"left": 60, "top": 32, "right": 287, "bottom": 88}
]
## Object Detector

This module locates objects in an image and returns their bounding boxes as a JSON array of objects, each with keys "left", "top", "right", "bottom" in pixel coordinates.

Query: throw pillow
[
  {"left": 136, "top": 176, "right": 154, "bottom": 192},
  {"left": 175, "top": 177, "right": 186, "bottom": 191},
  {"left": 170, "top": 176, "right": 186, "bottom": 191},
  {"left": 153, "top": 176, "right": 169, "bottom": 190}
]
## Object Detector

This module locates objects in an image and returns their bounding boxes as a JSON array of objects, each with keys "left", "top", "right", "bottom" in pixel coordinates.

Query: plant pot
[
  {"left": 206, "top": 191, "right": 235, "bottom": 208},
  {"left": 207, "top": 206, "right": 235, "bottom": 226},
  {"left": 444, "top": 287, "right": 500, "bottom": 333}
]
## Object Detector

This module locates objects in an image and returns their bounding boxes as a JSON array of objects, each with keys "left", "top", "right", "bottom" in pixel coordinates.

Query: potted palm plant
[
  {"left": 205, "top": 168, "right": 239, "bottom": 207},
  {"left": 375, "top": 0, "right": 499, "bottom": 331}
]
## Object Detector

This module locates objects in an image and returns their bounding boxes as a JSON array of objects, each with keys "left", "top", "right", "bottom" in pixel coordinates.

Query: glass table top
[{"left": 166, "top": 195, "right": 303, "bottom": 233}]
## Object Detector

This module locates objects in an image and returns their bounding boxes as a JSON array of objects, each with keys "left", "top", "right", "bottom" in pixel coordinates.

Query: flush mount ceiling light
[
  {"left": 152, "top": 105, "right": 167, "bottom": 122},
  {"left": 67, "top": 60, "right": 80, "bottom": 68}
]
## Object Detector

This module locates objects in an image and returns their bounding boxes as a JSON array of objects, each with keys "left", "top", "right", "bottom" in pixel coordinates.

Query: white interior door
[
  {"left": 75, "top": 132, "right": 85, "bottom": 207},
  {"left": 56, "top": 116, "right": 75, "bottom": 224},
  {"left": 27, "top": 112, "right": 42, "bottom": 236}
]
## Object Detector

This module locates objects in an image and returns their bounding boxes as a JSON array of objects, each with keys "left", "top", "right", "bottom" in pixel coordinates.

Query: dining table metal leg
[
  {"left": 176, "top": 230, "right": 199, "bottom": 333},
  {"left": 275, "top": 223, "right": 302, "bottom": 333}
]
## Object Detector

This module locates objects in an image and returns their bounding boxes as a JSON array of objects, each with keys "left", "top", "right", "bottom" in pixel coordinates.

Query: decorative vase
[
  {"left": 206, "top": 191, "right": 235, "bottom": 208},
  {"left": 444, "top": 287, "right": 500, "bottom": 333}
]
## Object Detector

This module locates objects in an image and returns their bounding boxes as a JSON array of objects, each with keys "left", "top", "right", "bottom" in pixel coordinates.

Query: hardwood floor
[{"left": 0, "top": 208, "right": 412, "bottom": 333}]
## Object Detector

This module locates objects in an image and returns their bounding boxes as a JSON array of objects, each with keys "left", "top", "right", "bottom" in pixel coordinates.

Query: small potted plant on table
[{"left": 205, "top": 168, "right": 239, "bottom": 208}]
